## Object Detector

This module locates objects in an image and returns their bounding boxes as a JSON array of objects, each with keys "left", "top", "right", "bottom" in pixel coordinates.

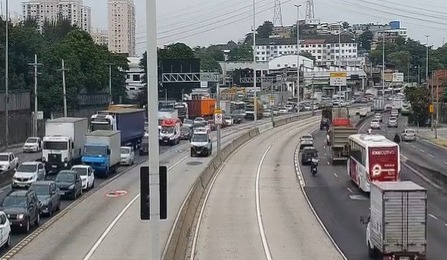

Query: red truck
[
  {"left": 326, "top": 107, "right": 357, "bottom": 164},
  {"left": 186, "top": 98, "right": 216, "bottom": 119}
]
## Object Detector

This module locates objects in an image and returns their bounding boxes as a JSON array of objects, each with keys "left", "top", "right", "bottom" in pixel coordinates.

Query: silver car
[
  {"left": 401, "top": 129, "right": 416, "bottom": 142},
  {"left": 387, "top": 117, "right": 398, "bottom": 128}
]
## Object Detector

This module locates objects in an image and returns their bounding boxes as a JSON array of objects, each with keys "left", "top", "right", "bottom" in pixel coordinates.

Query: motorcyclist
[
  {"left": 311, "top": 153, "right": 319, "bottom": 175},
  {"left": 394, "top": 133, "right": 401, "bottom": 144}
]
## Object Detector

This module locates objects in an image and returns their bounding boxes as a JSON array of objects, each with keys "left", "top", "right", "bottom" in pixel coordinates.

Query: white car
[
  {"left": 0, "top": 152, "right": 19, "bottom": 173},
  {"left": 120, "top": 146, "right": 135, "bottom": 166},
  {"left": 224, "top": 115, "right": 234, "bottom": 125},
  {"left": 183, "top": 119, "right": 194, "bottom": 128},
  {"left": 370, "top": 119, "right": 381, "bottom": 129},
  {"left": 71, "top": 165, "right": 95, "bottom": 190},
  {"left": 300, "top": 134, "right": 314, "bottom": 142},
  {"left": 22, "top": 137, "right": 42, "bottom": 153},
  {"left": 193, "top": 117, "right": 206, "bottom": 124},
  {"left": 12, "top": 162, "right": 46, "bottom": 189},
  {"left": 0, "top": 211, "right": 11, "bottom": 248},
  {"left": 279, "top": 107, "right": 288, "bottom": 114}
]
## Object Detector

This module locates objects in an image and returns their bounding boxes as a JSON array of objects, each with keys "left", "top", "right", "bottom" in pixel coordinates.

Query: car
[
  {"left": 139, "top": 135, "right": 148, "bottom": 155},
  {"left": 387, "top": 117, "right": 398, "bottom": 128},
  {"left": 391, "top": 109, "right": 399, "bottom": 117},
  {"left": 374, "top": 113, "right": 382, "bottom": 122},
  {"left": 71, "top": 165, "right": 95, "bottom": 190},
  {"left": 370, "top": 119, "right": 381, "bottom": 129},
  {"left": 207, "top": 120, "right": 216, "bottom": 131},
  {"left": 300, "top": 134, "right": 314, "bottom": 142},
  {"left": 385, "top": 104, "right": 393, "bottom": 110},
  {"left": 190, "top": 129, "right": 212, "bottom": 157},
  {"left": 193, "top": 117, "right": 206, "bottom": 124},
  {"left": 179, "top": 126, "right": 192, "bottom": 140},
  {"left": 182, "top": 119, "right": 194, "bottom": 128},
  {"left": 12, "top": 162, "right": 46, "bottom": 189},
  {"left": 1, "top": 189, "right": 41, "bottom": 233},
  {"left": 272, "top": 108, "right": 279, "bottom": 116},
  {"left": 301, "top": 147, "right": 318, "bottom": 165},
  {"left": 262, "top": 109, "right": 272, "bottom": 118},
  {"left": 120, "top": 146, "right": 135, "bottom": 166},
  {"left": 0, "top": 152, "right": 19, "bottom": 173},
  {"left": 0, "top": 211, "right": 11, "bottom": 248},
  {"left": 279, "top": 107, "right": 288, "bottom": 114},
  {"left": 29, "top": 181, "right": 61, "bottom": 217},
  {"left": 224, "top": 115, "right": 234, "bottom": 126},
  {"left": 299, "top": 140, "right": 314, "bottom": 151},
  {"left": 55, "top": 170, "right": 82, "bottom": 200},
  {"left": 401, "top": 128, "right": 416, "bottom": 142},
  {"left": 22, "top": 137, "right": 42, "bottom": 153}
]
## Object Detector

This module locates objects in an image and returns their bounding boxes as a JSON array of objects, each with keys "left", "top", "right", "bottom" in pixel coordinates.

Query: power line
[
  {"left": 361, "top": 0, "right": 447, "bottom": 20},
  {"left": 378, "top": 0, "right": 447, "bottom": 17}
]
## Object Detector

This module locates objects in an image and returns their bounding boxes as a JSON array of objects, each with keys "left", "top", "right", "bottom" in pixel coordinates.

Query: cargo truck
[
  {"left": 186, "top": 98, "right": 216, "bottom": 119},
  {"left": 42, "top": 117, "right": 88, "bottom": 173},
  {"left": 220, "top": 100, "right": 232, "bottom": 115},
  {"left": 245, "top": 99, "right": 263, "bottom": 120},
  {"left": 327, "top": 107, "right": 357, "bottom": 164},
  {"left": 82, "top": 130, "right": 121, "bottom": 177},
  {"left": 320, "top": 107, "right": 332, "bottom": 130},
  {"left": 362, "top": 181, "right": 427, "bottom": 259},
  {"left": 372, "top": 98, "right": 385, "bottom": 111},
  {"left": 90, "top": 108, "right": 145, "bottom": 148},
  {"left": 174, "top": 102, "right": 188, "bottom": 120}
]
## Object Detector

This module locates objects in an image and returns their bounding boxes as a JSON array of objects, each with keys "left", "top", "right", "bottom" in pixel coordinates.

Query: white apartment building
[
  {"left": 255, "top": 35, "right": 358, "bottom": 66},
  {"left": 22, "top": 0, "right": 91, "bottom": 33},
  {"left": 91, "top": 28, "right": 109, "bottom": 46},
  {"left": 125, "top": 57, "right": 144, "bottom": 99},
  {"left": 108, "top": 0, "right": 136, "bottom": 57}
]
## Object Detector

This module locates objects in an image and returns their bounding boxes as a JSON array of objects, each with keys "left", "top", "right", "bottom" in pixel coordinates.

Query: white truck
[
  {"left": 372, "top": 98, "right": 384, "bottom": 111},
  {"left": 362, "top": 181, "right": 427, "bottom": 259},
  {"left": 42, "top": 117, "right": 88, "bottom": 173},
  {"left": 82, "top": 130, "right": 121, "bottom": 177}
]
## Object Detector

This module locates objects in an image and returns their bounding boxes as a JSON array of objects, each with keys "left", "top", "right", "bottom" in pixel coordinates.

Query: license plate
[
  {"left": 400, "top": 257, "right": 410, "bottom": 260},
  {"left": 164, "top": 140, "right": 168, "bottom": 142},
  {"left": 52, "top": 165, "right": 58, "bottom": 168},
  {"left": 60, "top": 191, "right": 65, "bottom": 195}
]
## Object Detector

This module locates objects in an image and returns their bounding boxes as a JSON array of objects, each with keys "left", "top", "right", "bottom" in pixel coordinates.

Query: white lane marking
[
  {"left": 411, "top": 145, "right": 416, "bottom": 148},
  {"left": 83, "top": 155, "right": 189, "bottom": 260},
  {"left": 255, "top": 146, "right": 273, "bottom": 260},
  {"left": 83, "top": 194, "right": 140, "bottom": 260},
  {"left": 420, "top": 149, "right": 425, "bottom": 153},
  {"left": 428, "top": 154, "right": 435, "bottom": 159},
  {"left": 445, "top": 224, "right": 447, "bottom": 228},
  {"left": 333, "top": 173, "right": 338, "bottom": 178},
  {"left": 401, "top": 155, "right": 442, "bottom": 190},
  {"left": 347, "top": 187, "right": 353, "bottom": 194},
  {"left": 429, "top": 214, "right": 439, "bottom": 220},
  {"left": 444, "top": 161, "right": 447, "bottom": 165}
]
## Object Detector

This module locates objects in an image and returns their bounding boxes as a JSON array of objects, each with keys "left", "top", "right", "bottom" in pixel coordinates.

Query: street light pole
[
  {"left": 435, "top": 74, "right": 439, "bottom": 139},
  {"left": 147, "top": 0, "right": 161, "bottom": 259},
  {"left": 339, "top": 21, "right": 343, "bottom": 104},
  {"left": 295, "top": 4, "right": 301, "bottom": 115},
  {"left": 382, "top": 30, "right": 385, "bottom": 104},
  {"left": 57, "top": 59, "right": 69, "bottom": 117},
  {"left": 28, "top": 54, "right": 42, "bottom": 137},
  {"left": 106, "top": 63, "right": 114, "bottom": 105},
  {"left": 252, "top": 0, "right": 257, "bottom": 125},
  {"left": 5, "top": 0, "right": 9, "bottom": 148},
  {"left": 425, "top": 35, "right": 429, "bottom": 82}
]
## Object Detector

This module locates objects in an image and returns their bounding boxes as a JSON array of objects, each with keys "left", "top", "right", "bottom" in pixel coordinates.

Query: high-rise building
[
  {"left": 22, "top": 0, "right": 91, "bottom": 33},
  {"left": 92, "top": 28, "right": 109, "bottom": 46},
  {"left": 108, "top": 0, "right": 136, "bottom": 57}
]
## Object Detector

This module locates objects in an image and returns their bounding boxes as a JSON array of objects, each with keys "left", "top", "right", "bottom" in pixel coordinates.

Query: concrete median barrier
[{"left": 0, "top": 171, "right": 13, "bottom": 187}]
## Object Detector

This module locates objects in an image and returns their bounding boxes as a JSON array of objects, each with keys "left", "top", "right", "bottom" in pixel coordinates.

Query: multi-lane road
[
  {"left": 301, "top": 111, "right": 447, "bottom": 259},
  {"left": 192, "top": 116, "right": 343, "bottom": 259},
  {"left": 0, "top": 114, "right": 296, "bottom": 259}
]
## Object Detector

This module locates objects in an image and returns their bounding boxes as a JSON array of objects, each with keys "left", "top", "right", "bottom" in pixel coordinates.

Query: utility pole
[
  {"left": 147, "top": 0, "right": 161, "bottom": 259},
  {"left": 339, "top": 21, "right": 343, "bottom": 104},
  {"left": 58, "top": 59, "right": 69, "bottom": 117},
  {"left": 431, "top": 71, "right": 434, "bottom": 131},
  {"left": 4, "top": 0, "right": 9, "bottom": 148},
  {"left": 425, "top": 35, "right": 429, "bottom": 82},
  {"left": 311, "top": 73, "right": 315, "bottom": 116},
  {"left": 252, "top": 0, "right": 257, "bottom": 125},
  {"left": 106, "top": 63, "right": 114, "bottom": 105},
  {"left": 295, "top": 4, "right": 301, "bottom": 115},
  {"left": 28, "top": 54, "right": 42, "bottom": 137},
  {"left": 382, "top": 30, "right": 385, "bottom": 104},
  {"left": 435, "top": 74, "right": 439, "bottom": 139}
]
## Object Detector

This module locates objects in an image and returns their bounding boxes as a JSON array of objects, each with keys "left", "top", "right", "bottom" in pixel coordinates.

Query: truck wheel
[
  {"left": 190, "top": 150, "right": 195, "bottom": 157},
  {"left": 367, "top": 242, "right": 377, "bottom": 258}
]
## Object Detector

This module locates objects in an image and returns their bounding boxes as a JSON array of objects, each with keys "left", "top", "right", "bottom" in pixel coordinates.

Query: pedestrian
[
  {"left": 394, "top": 133, "right": 401, "bottom": 144},
  {"left": 367, "top": 128, "right": 372, "bottom": 135}
]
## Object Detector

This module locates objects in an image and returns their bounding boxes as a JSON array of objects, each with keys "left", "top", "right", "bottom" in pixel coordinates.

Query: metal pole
[
  {"left": 295, "top": 4, "right": 301, "bottom": 115},
  {"left": 147, "top": 0, "right": 160, "bottom": 259},
  {"left": 252, "top": 0, "right": 257, "bottom": 125},
  {"left": 425, "top": 35, "right": 429, "bottom": 82},
  {"left": 5, "top": 0, "right": 9, "bottom": 148},
  {"left": 339, "top": 22, "right": 342, "bottom": 104},
  {"left": 217, "top": 78, "right": 221, "bottom": 155},
  {"left": 62, "top": 59, "right": 67, "bottom": 117},
  {"left": 431, "top": 71, "right": 434, "bottom": 130},
  {"left": 311, "top": 74, "right": 315, "bottom": 116},
  {"left": 382, "top": 30, "right": 385, "bottom": 104},
  {"left": 271, "top": 81, "right": 274, "bottom": 124},
  {"left": 109, "top": 65, "right": 112, "bottom": 104},
  {"left": 435, "top": 74, "right": 439, "bottom": 138},
  {"left": 29, "top": 54, "right": 42, "bottom": 137}
]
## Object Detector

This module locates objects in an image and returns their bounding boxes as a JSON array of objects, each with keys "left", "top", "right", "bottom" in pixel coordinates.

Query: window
[{"left": 349, "top": 140, "right": 366, "bottom": 165}]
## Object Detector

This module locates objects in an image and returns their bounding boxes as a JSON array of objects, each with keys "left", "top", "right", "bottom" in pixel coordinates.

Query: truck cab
[
  {"left": 42, "top": 136, "right": 74, "bottom": 172},
  {"left": 82, "top": 144, "right": 110, "bottom": 175},
  {"left": 190, "top": 129, "right": 212, "bottom": 157},
  {"left": 159, "top": 118, "right": 181, "bottom": 145},
  {"left": 82, "top": 130, "right": 121, "bottom": 177}
]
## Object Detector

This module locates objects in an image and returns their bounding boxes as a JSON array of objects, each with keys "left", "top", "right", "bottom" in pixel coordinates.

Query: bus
[{"left": 347, "top": 134, "right": 400, "bottom": 192}]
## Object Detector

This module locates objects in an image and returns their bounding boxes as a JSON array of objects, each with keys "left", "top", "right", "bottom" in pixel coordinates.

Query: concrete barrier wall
[{"left": 163, "top": 111, "right": 318, "bottom": 260}]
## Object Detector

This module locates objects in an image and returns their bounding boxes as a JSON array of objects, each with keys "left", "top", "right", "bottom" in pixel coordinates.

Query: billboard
[
  {"left": 392, "top": 73, "right": 404, "bottom": 82},
  {"left": 330, "top": 72, "right": 347, "bottom": 86}
]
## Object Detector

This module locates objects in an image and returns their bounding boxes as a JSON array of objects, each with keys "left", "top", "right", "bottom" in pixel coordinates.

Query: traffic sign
[
  {"left": 214, "top": 112, "right": 223, "bottom": 125},
  {"left": 392, "top": 73, "right": 404, "bottom": 82},
  {"left": 330, "top": 72, "right": 347, "bottom": 86},
  {"left": 429, "top": 104, "right": 434, "bottom": 113},
  {"left": 214, "top": 108, "right": 222, "bottom": 114}
]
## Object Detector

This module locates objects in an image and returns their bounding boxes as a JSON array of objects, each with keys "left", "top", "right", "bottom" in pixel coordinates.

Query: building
[
  {"left": 255, "top": 34, "right": 358, "bottom": 66},
  {"left": 351, "top": 21, "right": 407, "bottom": 50},
  {"left": 22, "top": 0, "right": 91, "bottom": 33},
  {"left": 91, "top": 28, "right": 109, "bottom": 46},
  {"left": 125, "top": 57, "right": 145, "bottom": 100},
  {"left": 108, "top": 0, "right": 136, "bottom": 57}
]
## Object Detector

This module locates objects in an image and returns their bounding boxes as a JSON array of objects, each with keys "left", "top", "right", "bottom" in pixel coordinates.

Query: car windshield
[
  {"left": 180, "top": 127, "right": 190, "bottom": 133},
  {"left": 195, "top": 118, "right": 204, "bottom": 122},
  {"left": 301, "top": 135, "right": 313, "bottom": 140},
  {"left": 372, "top": 119, "right": 379, "bottom": 123},
  {"left": 30, "top": 185, "right": 50, "bottom": 196},
  {"left": 120, "top": 148, "right": 131, "bottom": 154},
  {"left": 406, "top": 130, "right": 415, "bottom": 134},
  {"left": 56, "top": 172, "right": 75, "bottom": 182},
  {"left": 304, "top": 148, "right": 317, "bottom": 156},
  {"left": 224, "top": 116, "right": 231, "bottom": 119},
  {"left": 84, "top": 146, "right": 107, "bottom": 156},
  {"left": 43, "top": 141, "right": 68, "bottom": 150},
  {"left": 161, "top": 127, "right": 174, "bottom": 134},
  {"left": 2, "top": 196, "right": 27, "bottom": 207},
  {"left": 191, "top": 134, "right": 208, "bottom": 142},
  {"left": 71, "top": 167, "right": 88, "bottom": 176},
  {"left": 17, "top": 164, "right": 37, "bottom": 173},
  {"left": 184, "top": 119, "right": 193, "bottom": 125},
  {"left": 26, "top": 138, "right": 38, "bottom": 143},
  {"left": 389, "top": 118, "right": 397, "bottom": 121},
  {"left": 0, "top": 155, "right": 9, "bottom": 161},
  {"left": 194, "top": 122, "right": 207, "bottom": 128}
]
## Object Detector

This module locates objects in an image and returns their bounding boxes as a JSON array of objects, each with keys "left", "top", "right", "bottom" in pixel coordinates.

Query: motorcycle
[{"left": 311, "top": 158, "right": 319, "bottom": 176}]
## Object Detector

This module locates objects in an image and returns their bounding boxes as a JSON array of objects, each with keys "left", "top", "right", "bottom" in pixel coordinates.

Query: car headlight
[
  {"left": 64, "top": 163, "right": 68, "bottom": 167},
  {"left": 69, "top": 184, "right": 75, "bottom": 189},
  {"left": 17, "top": 214, "right": 25, "bottom": 220}
]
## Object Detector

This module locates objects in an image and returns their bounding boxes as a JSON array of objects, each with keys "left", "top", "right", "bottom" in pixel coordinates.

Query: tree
[
  {"left": 387, "top": 51, "right": 411, "bottom": 72},
  {"left": 357, "top": 30, "right": 373, "bottom": 51},
  {"left": 158, "top": 43, "right": 194, "bottom": 59},
  {"left": 300, "top": 51, "right": 315, "bottom": 61},
  {"left": 405, "top": 86, "right": 431, "bottom": 125},
  {"left": 342, "top": 21, "right": 350, "bottom": 29},
  {"left": 257, "top": 21, "right": 274, "bottom": 38},
  {"left": 228, "top": 45, "right": 253, "bottom": 61}
]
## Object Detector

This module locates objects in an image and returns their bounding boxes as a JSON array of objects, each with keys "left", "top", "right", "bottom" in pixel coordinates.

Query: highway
[
  {"left": 1, "top": 114, "right": 296, "bottom": 259},
  {"left": 301, "top": 111, "right": 447, "bottom": 259},
  {"left": 193, "top": 116, "right": 343, "bottom": 260}
]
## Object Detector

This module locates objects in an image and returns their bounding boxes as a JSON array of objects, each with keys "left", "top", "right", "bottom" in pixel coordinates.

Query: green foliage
[
  {"left": 228, "top": 45, "right": 253, "bottom": 61},
  {"left": 356, "top": 30, "right": 373, "bottom": 51},
  {"left": 405, "top": 86, "right": 431, "bottom": 125},
  {"left": 257, "top": 21, "right": 274, "bottom": 38},
  {"left": 300, "top": 51, "right": 315, "bottom": 61},
  {"left": 0, "top": 18, "right": 127, "bottom": 113},
  {"left": 158, "top": 43, "right": 194, "bottom": 59}
]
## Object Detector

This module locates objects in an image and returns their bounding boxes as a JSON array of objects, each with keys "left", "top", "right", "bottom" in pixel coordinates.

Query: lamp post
[
  {"left": 4, "top": 0, "right": 9, "bottom": 148},
  {"left": 57, "top": 59, "right": 69, "bottom": 117},
  {"left": 295, "top": 4, "right": 301, "bottom": 115},
  {"left": 28, "top": 54, "right": 42, "bottom": 137},
  {"left": 382, "top": 29, "right": 385, "bottom": 104},
  {"left": 106, "top": 63, "right": 114, "bottom": 105},
  {"left": 338, "top": 21, "right": 343, "bottom": 104},
  {"left": 252, "top": 0, "right": 257, "bottom": 125}
]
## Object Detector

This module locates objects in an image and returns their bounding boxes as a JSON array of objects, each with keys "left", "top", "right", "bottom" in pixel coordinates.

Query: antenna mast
[{"left": 273, "top": 0, "right": 283, "bottom": 27}]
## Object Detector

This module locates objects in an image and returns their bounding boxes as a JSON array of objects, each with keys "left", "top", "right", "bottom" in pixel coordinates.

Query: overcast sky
[{"left": 7, "top": 0, "right": 447, "bottom": 56}]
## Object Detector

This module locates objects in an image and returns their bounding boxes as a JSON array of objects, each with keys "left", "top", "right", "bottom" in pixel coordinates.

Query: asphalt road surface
[
  {"left": 301, "top": 112, "right": 447, "bottom": 259},
  {"left": 193, "top": 116, "right": 343, "bottom": 260},
  {"left": 1, "top": 113, "right": 298, "bottom": 259}
]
